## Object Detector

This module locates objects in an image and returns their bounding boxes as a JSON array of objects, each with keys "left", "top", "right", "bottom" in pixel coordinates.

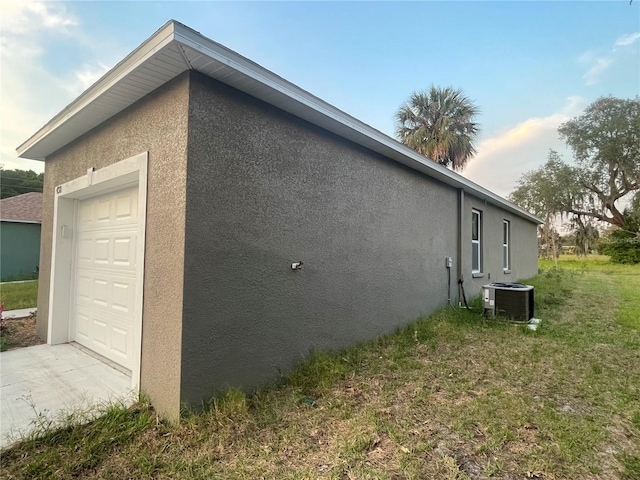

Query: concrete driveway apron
[{"left": 1, "top": 343, "right": 134, "bottom": 449}]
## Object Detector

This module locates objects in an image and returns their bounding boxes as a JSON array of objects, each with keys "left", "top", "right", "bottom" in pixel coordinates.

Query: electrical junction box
[{"left": 483, "top": 282, "right": 534, "bottom": 322}]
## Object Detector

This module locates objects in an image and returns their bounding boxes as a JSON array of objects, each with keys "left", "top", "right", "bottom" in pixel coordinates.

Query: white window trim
[
  {"left": 472, "top": 209, "right": 481, "bottom": 274},
  {"left": 47, "top": 152, "right": 148, "bottom": 392},
  {"left": 503, "top": 220, "right": 511, "bottom": 272}
]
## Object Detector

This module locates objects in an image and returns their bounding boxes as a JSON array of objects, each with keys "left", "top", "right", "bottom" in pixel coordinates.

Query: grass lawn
[
  {"left": 1, "top": 257, "right": 638, "bottom": 479},
  {"left": 0, "top": 281, "right": 38, "bottom": 311}
]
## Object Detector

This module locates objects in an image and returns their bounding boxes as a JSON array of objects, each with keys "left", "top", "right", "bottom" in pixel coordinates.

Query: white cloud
[
  {"left": 72, "top": 63, "right": 112, "bottom": 94},
  {"left": 0, "top": 1, "right": 77, "bottom": 35},
  {"left": 578, "top": 31, "right": 640, "bottom": 86},
  {"left": 583, "top": 58, "right": 613, "bottom": 86},
  {"left": 0, "top": 1, "right": 110, "bottom": 173},
  {"left": 614, "top": 32, "right": 640, "bottom": 47},
  {"left": 462, "top": 97, "right": 585, "bottom": 198}
]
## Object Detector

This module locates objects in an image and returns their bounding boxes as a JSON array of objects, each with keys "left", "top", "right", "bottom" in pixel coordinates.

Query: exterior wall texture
[
  {"left": 37, "top": 73, "right": 191, "bottom": 419},
  {"left": 180, "top": 72, "right": 460, "bottom": 404},
  {"left": 34, "top": 69, "right": 539, "bottom": 417},
  {"left": 462, "top": 194, "right": 539, "bottom": 298},
  {"left": 0, "top": 222, "right": 41, "bottom": 280}
]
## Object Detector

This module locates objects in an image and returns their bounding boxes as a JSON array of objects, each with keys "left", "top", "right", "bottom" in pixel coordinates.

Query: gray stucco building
[{"left": 18, "top": 21, "right": 540, "bottom": 419}]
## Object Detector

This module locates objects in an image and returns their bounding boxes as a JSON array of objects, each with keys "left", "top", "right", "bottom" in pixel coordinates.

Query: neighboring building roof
[
  {"left": 17, "top": 20, "right": 542, "bottom": 225},
  {"left": 0, "top": 192, "right": 43, "bottom": 223}
]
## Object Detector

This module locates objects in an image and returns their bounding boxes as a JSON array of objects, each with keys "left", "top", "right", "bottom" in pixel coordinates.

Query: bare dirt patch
[{"left": 0, "top": 315, "right": 44, "bottom": 351}]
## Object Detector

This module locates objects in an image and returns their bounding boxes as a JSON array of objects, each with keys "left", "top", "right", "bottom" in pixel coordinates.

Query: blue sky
[{"left": 1, "top": 1, "right": 638, "bottom": 198}]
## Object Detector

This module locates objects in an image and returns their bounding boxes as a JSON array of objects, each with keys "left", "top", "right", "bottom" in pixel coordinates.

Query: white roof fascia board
[
  {"left": 174, "top": 28, "right": 373, "bottom": 137},
  {"left": 16, "top": 21, "right": 181, "bottom": 160},
  {"left": 173, "top": 25, "right": 541, "bottom": 224},
  {"left": 0, "top": 219, "right": 42, "bottom": 224},
  {"left": 17, "top": 20, "right": 542, "bottom": 224}
]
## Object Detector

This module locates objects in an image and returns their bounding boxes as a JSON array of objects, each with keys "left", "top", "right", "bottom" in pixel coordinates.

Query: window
[
  {"left": 472, "top": 209, "right": 481, "bottom": 273},
  {"left": 503, "top": 220, "right": 510, "bottom": 271}
]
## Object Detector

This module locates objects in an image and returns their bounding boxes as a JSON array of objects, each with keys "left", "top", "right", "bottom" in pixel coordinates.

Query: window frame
[
  {"left": 503, "top": 219, "right": 511, "bottom": 272},
  {"left": 471, "top": 209, "right": 482, "bottom": 274}
]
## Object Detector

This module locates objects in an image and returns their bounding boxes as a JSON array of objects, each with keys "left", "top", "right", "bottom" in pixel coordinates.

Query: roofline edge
[{"left": 15, "top": 20, "right": 543, "bottom": 225}]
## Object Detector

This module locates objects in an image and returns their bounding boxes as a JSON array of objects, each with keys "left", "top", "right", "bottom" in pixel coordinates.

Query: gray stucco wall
[
  {"left": 38, "top": 73, "right": 190, "bottom": 419},
  {"left": 33, "top": 67, "right": 539, "bottom": 418},
  {"left": 180, "top": 72, "right": 461, "bottom": 404},
  {"left": 462, "top": 194, "right": 539, "bottom": 297}
]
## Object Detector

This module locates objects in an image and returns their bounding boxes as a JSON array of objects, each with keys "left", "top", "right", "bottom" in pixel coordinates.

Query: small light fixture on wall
[{"left": 291, "top": 261, "right": 303, "bottom": 270}]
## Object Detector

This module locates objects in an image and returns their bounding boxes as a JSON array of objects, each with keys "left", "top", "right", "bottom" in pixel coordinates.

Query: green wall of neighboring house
[{"left": 1, "top": 222, "right": 41, "bottom": 281}]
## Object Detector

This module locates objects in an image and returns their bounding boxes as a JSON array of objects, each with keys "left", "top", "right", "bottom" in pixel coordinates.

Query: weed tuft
[
  {"left": 1, "top": 401, "right": 155, "bottom": 478},
  {"left": 618, "top": 452, "right": 640, "bottom": 479},
  {"left": 288, "top": 349, "right": 355, "bottom": 395}
]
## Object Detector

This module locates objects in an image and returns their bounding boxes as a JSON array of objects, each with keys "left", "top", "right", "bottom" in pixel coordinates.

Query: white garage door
[{"left": 72, "top": 186, "right": 139, "bottom": 370}]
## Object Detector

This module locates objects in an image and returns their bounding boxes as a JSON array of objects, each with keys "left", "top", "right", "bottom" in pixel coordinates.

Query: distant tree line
[{"left": 0, "top": 168, "right": 44, "bottom": 199}]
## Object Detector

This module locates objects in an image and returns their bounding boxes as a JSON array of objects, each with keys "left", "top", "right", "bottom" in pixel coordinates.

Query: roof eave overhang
[
  {"left": 0, "top": 219, "right": 42, "bottom": 224},
  {"left": 17, "top": 20, "right": 179, "bottom": 161},
  {"left": 16, "top": 20, "right": 542, "bottom": 225}
]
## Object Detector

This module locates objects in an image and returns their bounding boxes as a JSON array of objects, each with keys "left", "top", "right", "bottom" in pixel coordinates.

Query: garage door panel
[
  {"left": 113, "top": 237, "right": 135, "bottom": 267},
  {"left": 75, "top": 303, "right": 134, "bottom": 368},
  {"left": 75, "top": 231, "right": 138, "bottom": 272},
  {"left": 75, "top": 312, "right": 91, "bottom": 340},
  {"left": 92, "top": 318, "right": 108, "bottom": 347},
  {"left": 75, "top": 270, "right": 136, "bottom": 316},
  {"left": 72, "top": 185, "right": 139, "bottom": 370},
  {"left": 112, "top": 281, "right": 134, "bottom": 313},
  {"left": 96, "top": 198, "right": 111, "bottom": 223},
  {"left": 78, "top": 187, "right": 138, "bottom": 230},
  {"left": 76, "top": 275, "right": 91, "bottom": 302},
  {"left": 111, "top": 326, "right": 129, "bottom": 357},
  {"left": 74, "top": 306, "right": 133, "bottom": 366},
  {"left": 79, "top": 202, "right": 94, "bottom": 226},
  {"left": 115, "top": 193, "right": 136, "bottom": 221},
  {"left": 75, "top": 304, "right": 132, "bottom": 328},
  {"left": 78, "top": 237, "right": 93, "bottom": 263},
  {"left": 92, "top": 279, "right": 109, "bottom": 307},
  {"left": 94, "top": 238, "right": 110, "bottom": 265}
]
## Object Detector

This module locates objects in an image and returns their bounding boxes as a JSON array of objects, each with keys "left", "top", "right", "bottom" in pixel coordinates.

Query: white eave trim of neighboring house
[
  {"left": 0, "top": 219, "right": 42, "bottom": 224},
  {"left": 16, "top": 20, "right": 542, "bottom": 225}
]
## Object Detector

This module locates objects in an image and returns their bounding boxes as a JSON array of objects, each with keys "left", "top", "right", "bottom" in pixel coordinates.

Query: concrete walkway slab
[
  {"left": 1, "top": 344, "right": 135, "bottom": 449},
  {"left": 1, "top": 308, "right": 37, "bottom": 320}
]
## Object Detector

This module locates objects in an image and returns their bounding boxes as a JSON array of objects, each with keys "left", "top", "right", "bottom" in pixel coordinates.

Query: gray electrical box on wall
[
  {"left": 483, "top": 282, "right": 534, "bottom": 322},
  {"left": 445, "top": 256, "right": 453, "bottom": 268}
]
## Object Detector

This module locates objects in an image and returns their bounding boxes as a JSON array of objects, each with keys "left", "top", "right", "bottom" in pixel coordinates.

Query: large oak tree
[
  {"left": 558, "top": 96, "right": 639, "bottom": 229},
  {"left": 509, "top": 150, "right": 578, "bottom": 261},
  {"left": 510, "top": 96, "right": 639, "bottom": 263}
]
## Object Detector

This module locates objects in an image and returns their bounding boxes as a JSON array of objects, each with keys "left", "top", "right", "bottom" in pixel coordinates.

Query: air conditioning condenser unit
[{"left": 483, "top": 282, "right": 534, "bottom": 322}]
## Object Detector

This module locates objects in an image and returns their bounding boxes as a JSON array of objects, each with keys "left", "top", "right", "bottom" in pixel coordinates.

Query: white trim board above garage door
[{"left": 47, "top": 152, "right": 148, "bottom": 391}]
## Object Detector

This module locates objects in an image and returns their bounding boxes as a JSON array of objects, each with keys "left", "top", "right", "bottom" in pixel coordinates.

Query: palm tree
[{"left": 395, "top": 86, "right": 480, "bottom": 171}]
